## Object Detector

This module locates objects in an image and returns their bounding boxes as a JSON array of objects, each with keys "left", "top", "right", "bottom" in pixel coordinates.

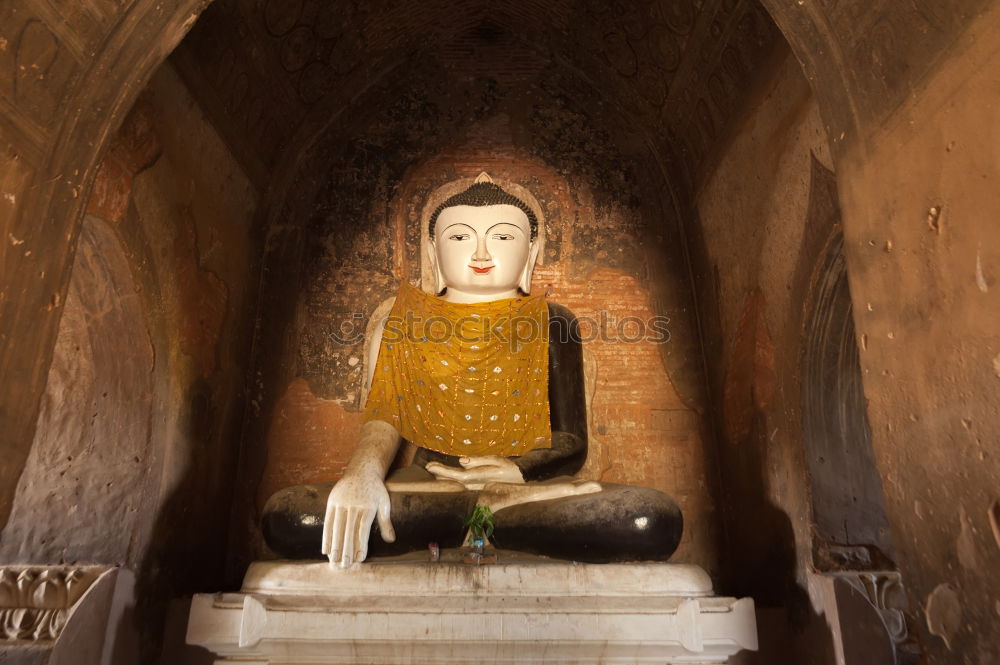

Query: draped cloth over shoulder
[{"left": 363, "top": 282, "right": 551, "bottom": 458}]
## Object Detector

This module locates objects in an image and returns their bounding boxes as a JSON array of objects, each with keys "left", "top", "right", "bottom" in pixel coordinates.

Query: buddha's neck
[{"left": 439, "top": 286, "right": 521, "bottom": 304}]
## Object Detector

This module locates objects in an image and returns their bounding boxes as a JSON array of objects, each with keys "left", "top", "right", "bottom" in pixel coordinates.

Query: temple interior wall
[
  {"left": 692, "top": 49, "right": 859, "bottom": 664},
  {"left": 834, "top": 5, "right": 1000, "bottom": 658},
  {"left": 694, "top": 6, "right": 1000, "bottom": 659},
  {"left": 0, "top": 214, "right": 157, "bottom": 567},
  {"left": 0, "top": 63, "right": 261, "bottom": 659},
  {"left": 0, "top": 1, "right": 998, "bottom": 663},
  {"left": 695, "top": 47, "right": 826, "bottom": 600}
]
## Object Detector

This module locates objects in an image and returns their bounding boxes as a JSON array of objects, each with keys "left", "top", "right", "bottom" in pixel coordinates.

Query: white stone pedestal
[{"left": 187, "top": 556, "right": 757, "bottom": 664}]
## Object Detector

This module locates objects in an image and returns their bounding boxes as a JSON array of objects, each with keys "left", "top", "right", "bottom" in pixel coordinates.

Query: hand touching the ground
[
  {"left": 321, "top": 470, "right": 396, "bottom": 568},
  {"left": 425, "top": 455, "right": 525, "bottom": 490},
  {"left": 321, "top": 419, "right": 401, "bottom": 568}
]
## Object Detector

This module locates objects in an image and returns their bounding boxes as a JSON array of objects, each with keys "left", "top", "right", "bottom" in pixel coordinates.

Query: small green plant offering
[{"left": 464, "top": 505, "right": 496, "bottom": 542}]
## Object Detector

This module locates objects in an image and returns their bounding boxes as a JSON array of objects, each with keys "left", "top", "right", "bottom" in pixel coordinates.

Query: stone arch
[
  {"left": 754, "top": 1, "right": 862, "bottom": 160},
  {"left": 0, "top": 0, "right": 209, "bottom": 528}
]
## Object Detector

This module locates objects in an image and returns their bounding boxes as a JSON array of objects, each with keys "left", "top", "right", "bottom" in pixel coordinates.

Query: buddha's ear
[
  {"left": 518, "top": 240, "right": 540, "bottom": 294},
  {"left": 427, "top": 238, "right": 447, "bottom": 294}
]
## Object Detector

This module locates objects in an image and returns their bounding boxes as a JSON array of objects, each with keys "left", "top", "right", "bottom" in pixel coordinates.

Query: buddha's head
[{"left": 427, "top": 174, "right": 540, "bottom": 302}]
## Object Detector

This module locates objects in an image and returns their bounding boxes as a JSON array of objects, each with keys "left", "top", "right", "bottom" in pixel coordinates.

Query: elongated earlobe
[{"left": 518, "top": 241, "right": 540, "bottom": 294}]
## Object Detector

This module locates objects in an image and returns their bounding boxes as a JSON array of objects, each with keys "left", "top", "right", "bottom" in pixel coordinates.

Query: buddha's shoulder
[{"left": 546, "top": 301, "right": 579, "bottom": 323}]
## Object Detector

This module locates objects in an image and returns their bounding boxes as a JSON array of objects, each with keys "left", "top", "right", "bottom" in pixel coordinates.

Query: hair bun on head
[{"left": 428, "top": 174, "right": 538, "bottom": 240}]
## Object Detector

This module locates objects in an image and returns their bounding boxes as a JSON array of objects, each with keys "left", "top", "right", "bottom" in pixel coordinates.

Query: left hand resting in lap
[{"left": 425, "top": 455, "right": 524, "bottom": 490}]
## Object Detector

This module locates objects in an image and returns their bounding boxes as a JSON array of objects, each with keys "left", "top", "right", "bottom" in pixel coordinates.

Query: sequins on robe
[{"left": 362, "top": 281, "right": 551, "bottom": 457}]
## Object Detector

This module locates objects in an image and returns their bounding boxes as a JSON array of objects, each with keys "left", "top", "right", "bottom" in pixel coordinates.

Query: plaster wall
[
  {"left": 0, "top": 217, "right": 156, "bottom": 565},
  {"left": 836, "top": 6, "right": 1000, "bottom": 660},
  {"left": 693, "top": 51, "right": 845, "bottom": 662},
  {"left": 126, "top": 64, "right": 257, "bottom": 512},
  {"left": 114, "top": 66, "right": 259, "bottom": 658},
  {"left": 697, "top": 49, "right": 832, "bottom": 571},
  {"left": 697, "top": 9, "right": 1000, "bottom": 659},
  {"left": 0, "top": 0, "right": 206, "bottom": 534},
  {"left": 0, "top": 63, "right": 259, "bottom": 658}
]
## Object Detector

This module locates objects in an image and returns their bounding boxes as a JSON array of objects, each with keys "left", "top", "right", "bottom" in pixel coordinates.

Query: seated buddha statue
[{"left": 262, "top": 174, "right": 683, "bottom": 567}]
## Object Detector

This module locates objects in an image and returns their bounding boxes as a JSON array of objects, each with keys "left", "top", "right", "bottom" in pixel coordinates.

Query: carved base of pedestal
[{"left": 187, "top": 557, "right": 757, "bottom": 664}]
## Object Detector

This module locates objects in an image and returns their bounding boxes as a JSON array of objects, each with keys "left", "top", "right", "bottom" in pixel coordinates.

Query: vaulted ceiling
[{"left": 171, "top": 0, "right": 781, "bottom": 198}]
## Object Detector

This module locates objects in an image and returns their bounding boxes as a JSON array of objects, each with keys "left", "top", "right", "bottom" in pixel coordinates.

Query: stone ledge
[
  {"left": 242, "top": 559, "right": 716, "bottom": 597},
  {"left": 188, "top": 560, "right": 757, "bottom": 664}
]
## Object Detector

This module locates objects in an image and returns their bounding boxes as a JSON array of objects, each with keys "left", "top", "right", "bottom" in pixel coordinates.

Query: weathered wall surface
[
  {"left": 171, "top": 0, "right": 781, "bottom": 212},
  {"left": 120, "top": 65, "right": 260, "bottom": 658},
  {"left": 1, "top": 63, "right": 259, "bottom": 658},
  {"left": 835, "top": 6, "right": 1000, "bottom": 660},
  {"left": 0, "top": 217, "right": 156, "bottom": 565},
  {"left": 692, "top": 50, "right": 846, "bottom": 661},
  {"left": 699, "top": 7, "right": 1000, "bottom": 659},
  {"left": 0, "top": 0, "right": 207, "bottom": 534},
  {"left": 760, "top": 0, "right": 992, "bottom": 164}
]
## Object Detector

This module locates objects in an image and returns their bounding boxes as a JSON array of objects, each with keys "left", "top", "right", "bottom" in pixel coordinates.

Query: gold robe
[{"left": 363, "top": 282, "right": 551, "bottom": 457}]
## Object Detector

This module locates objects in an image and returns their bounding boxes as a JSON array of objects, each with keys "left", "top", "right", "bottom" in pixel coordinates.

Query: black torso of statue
[{"left": 262, "top": 175, "right": 683, "bottom": 565}]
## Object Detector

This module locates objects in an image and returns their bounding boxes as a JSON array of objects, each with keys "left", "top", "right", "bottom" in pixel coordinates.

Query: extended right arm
[
  {"left": 320, "top": 419, "right": 400, "bottom": 567},
  {"left": 321, "top": 316, "right": 400, "bottom": 568}
]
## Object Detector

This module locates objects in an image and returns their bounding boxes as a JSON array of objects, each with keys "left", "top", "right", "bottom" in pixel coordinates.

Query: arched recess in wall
[
  {"left": 0, "top": 0, "right": 208, "bottom": 528},
  {"left": 0, "top": 217, "right": 158, "bottom": 565},
  {"left": 242, "top": 35, "right": 719, "bottom": 566},
  {"left": 801, "top": 212, "right": 895, "bottom": 571}
]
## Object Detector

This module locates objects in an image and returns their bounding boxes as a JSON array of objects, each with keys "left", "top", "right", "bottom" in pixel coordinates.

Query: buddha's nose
[{"left": 472, "top": 237, "right": 492, "bottom": 263}]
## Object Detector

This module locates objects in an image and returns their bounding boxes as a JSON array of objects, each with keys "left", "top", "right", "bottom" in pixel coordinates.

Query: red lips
[{"left": 469, "top": 265, "right": 494, "bottom": 274}]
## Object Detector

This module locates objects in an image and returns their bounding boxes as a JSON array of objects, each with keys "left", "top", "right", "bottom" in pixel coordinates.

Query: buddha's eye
[
  {"left": 492, "top": 233, "right": 515, "bottom": 240},
  {"left": 448, "top": 233, "right": 471, "bottom": 241}
]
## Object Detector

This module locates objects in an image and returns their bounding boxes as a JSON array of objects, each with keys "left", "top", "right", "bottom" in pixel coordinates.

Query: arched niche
[
  {"left": 0, "top": 217, "right": 157, "bottom": 565},
  {"left": 0, "top": 0, "right": 207, "bottom": 529}
]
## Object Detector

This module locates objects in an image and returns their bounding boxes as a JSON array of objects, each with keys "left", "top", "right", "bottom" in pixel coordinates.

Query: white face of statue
[{"left": 431, "top": 204, "right": 536, "bottom": 303}]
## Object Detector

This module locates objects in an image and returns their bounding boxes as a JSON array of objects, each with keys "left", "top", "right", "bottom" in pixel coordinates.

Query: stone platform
[{"left": 187, "top": 554, "right": 757, "bottom": 664}]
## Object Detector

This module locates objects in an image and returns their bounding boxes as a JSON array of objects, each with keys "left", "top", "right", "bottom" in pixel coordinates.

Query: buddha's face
[{"left": 432, "top": 204, "right": 535, "bottom": 299}]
